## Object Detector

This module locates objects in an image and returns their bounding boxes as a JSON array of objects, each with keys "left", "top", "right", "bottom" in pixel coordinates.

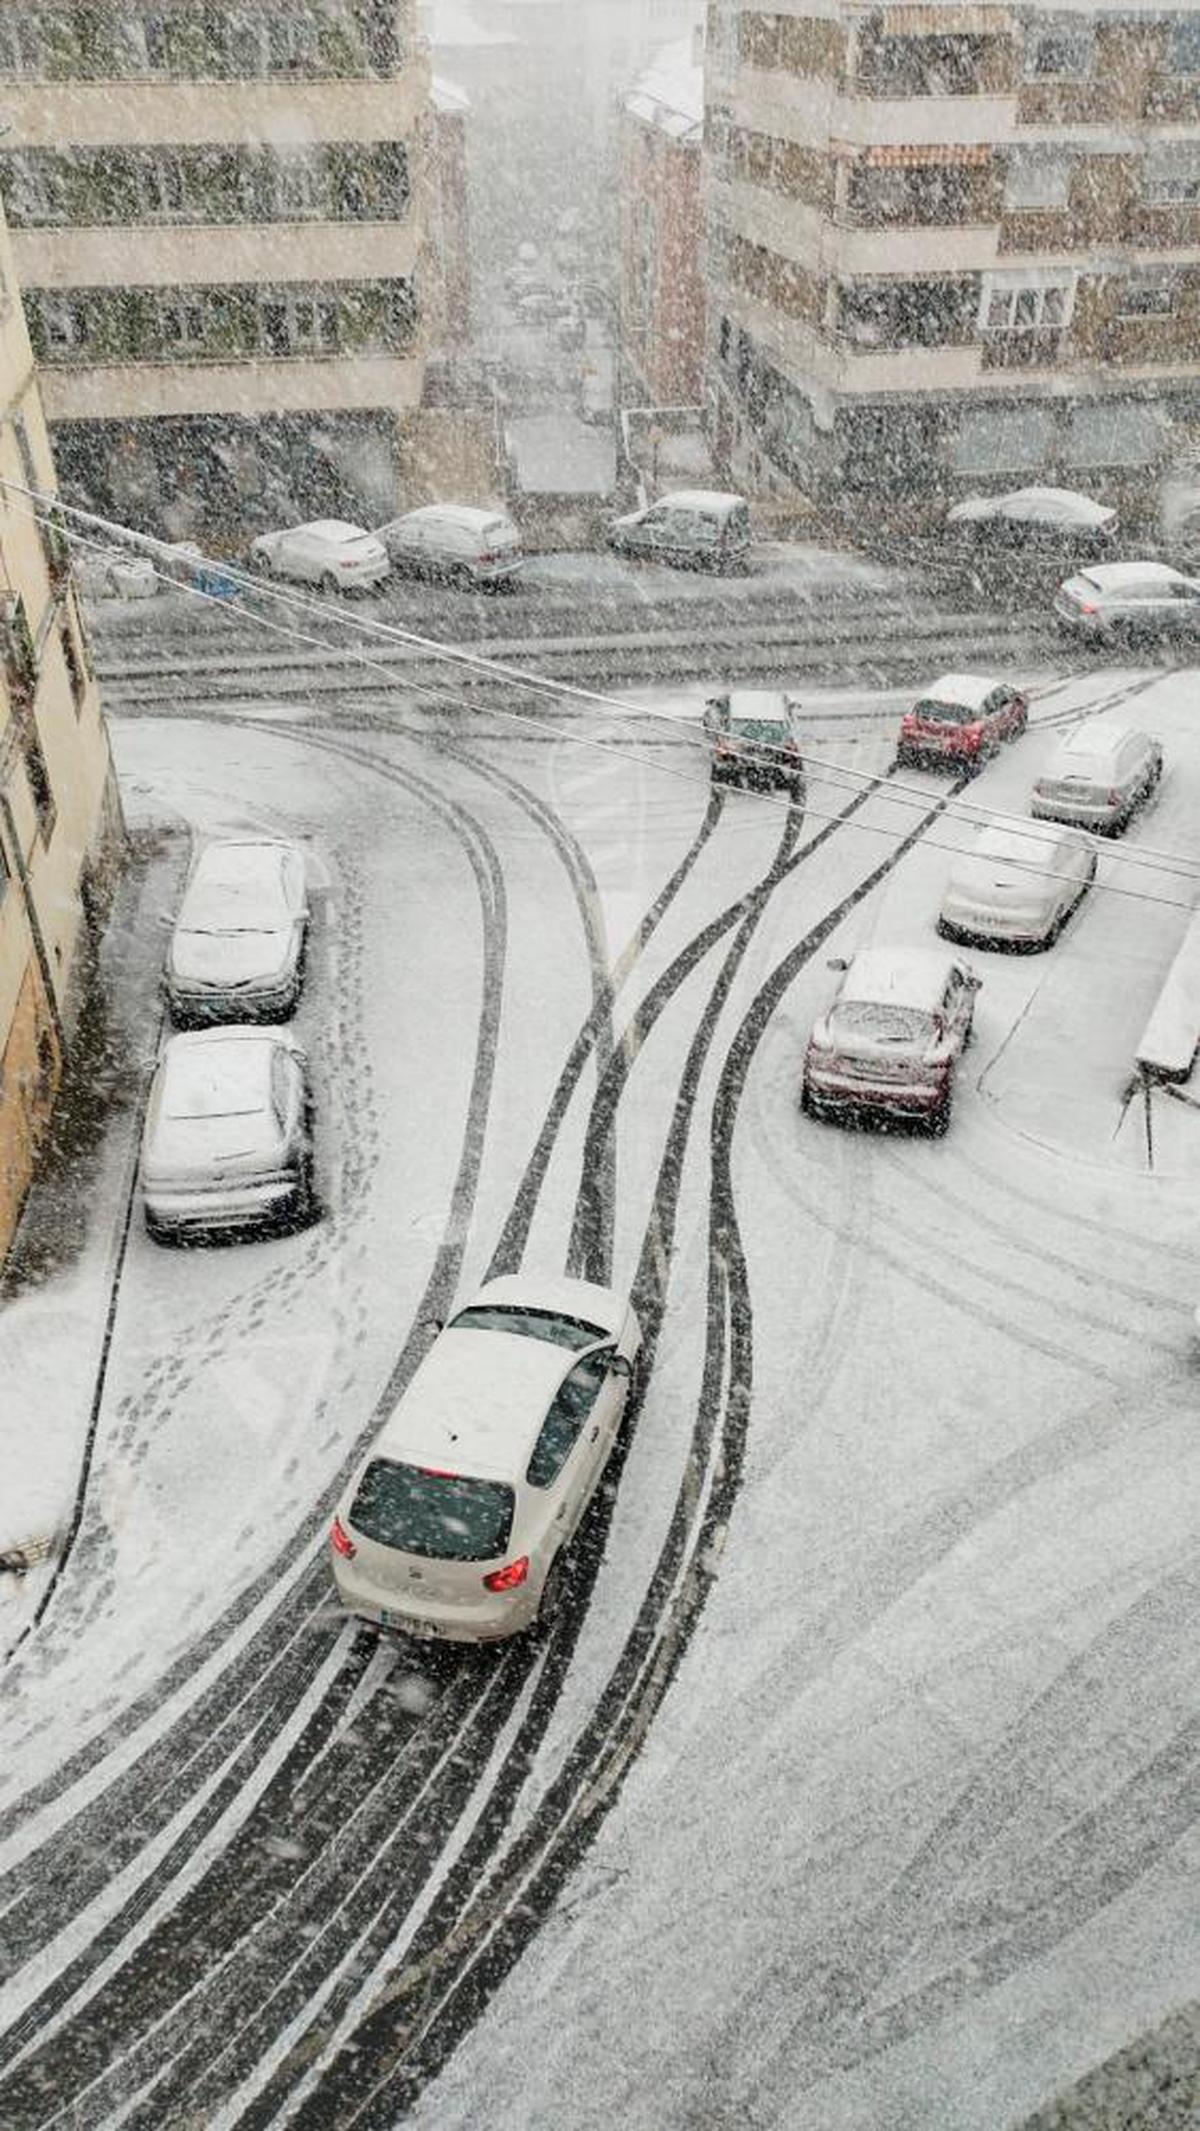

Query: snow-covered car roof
[
  {"left": 838, "top": 947, "right": 966, "bottom": 1016},
  {"left": 917, "top": 673, "right": 1003, "bottom": 713},
  {"left": 383, "top": 504, "right": 515, "bottom": 535},
  {"left": 948, "top": 487, "right": 1114, "bottom": 527},
  {"left": 969, "top": 819, "right": 1082, "bottom": 866},
  {"left": 300, "top": 520, "right": 377, "bottom": 542},
  {"left": 1067, "top": 561, "right": 1193, "bottom": 593},
  {"left": 1047, "top": 718, "right": 1146, "bottom": 774},
  {"left": 156, "top": 1029, "right": 279, "bottom": 1121},
  {"left": 654, "top": 490, "right": 747, "bottom": 513}
]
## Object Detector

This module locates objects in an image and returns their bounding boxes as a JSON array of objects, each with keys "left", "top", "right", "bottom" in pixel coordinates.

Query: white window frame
[
  {"left": 1004, "top": 147, "right": 1072, "bottom": 212},
  {"left": 273, "top": 153, "right": 326, "bottom": 219},
  {"left": 0, "top": 19, "right": 42, "bottom": 75},
  {"left": 158, "top": 294, "right": 210, "bottom": 355},
  {"left": 980, "top": 270, "right": 1076, "bottom": 334}
]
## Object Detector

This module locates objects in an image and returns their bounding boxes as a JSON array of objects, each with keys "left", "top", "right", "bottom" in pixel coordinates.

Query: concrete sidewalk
[{"left": 0, "top": 825, "right": 188, "bottom": 1653}]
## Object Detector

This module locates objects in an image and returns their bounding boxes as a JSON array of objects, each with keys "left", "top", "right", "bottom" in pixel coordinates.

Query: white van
[
  {"left": 607, "top": 490, "right": 752, "bottom": 572},
  {"left": 377, "top": 504, "right": 523, "bottom": 588},
  {"left": 1031, "top": 719, "right": 1163, "bottom": 834}
]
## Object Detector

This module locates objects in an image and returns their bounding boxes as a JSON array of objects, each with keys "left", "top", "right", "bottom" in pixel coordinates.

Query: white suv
[
  {"left": 801, "top": 947, "right": 981, "bottom": 1135},
  {"left": 331, "top": 1276, "right": 642, "bottom": 1642}
]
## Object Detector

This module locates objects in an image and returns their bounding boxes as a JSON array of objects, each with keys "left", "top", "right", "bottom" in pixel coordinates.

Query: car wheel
[
  {"left": 319, "top": 570, "right": 341, "bottom": 596},
  {"left": 533, "top": 1557, "right": 569, "bottom": 1636},
  {"left": 799, "top": 1079, "right": 814, "bottom": 1116},
  {"left": 926, "top": 1086, "right": 953, "bottom": 1136},
  {"left": 249, "top": 548, "right": 273, "bottom": 575}
]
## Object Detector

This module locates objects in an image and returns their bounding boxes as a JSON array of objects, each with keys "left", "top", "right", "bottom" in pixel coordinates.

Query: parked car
[
  {"left": 1053, "top": 561, "right": 1200, "bottom": 643},
  {"left": 801, "top": 946, "right": 981, "bottom": 1135},
  {"left": 248, "top": 520, "right": 390, "bottom": 593},
  {"left": 937, "top": 818, "right": 1097, "bottom": 951},
  {"left": 377, "top": 504, "right": 523, "bottom": 588},
  {"left": 895, "top": 673, "right": 1028, "bottom": 772},
  {"left": 330, "top": 1275, "right": 642, "bottom": 1642},
  {"left": 946, "top": 486, "right": 1118, "bottom": 557},
  {"left": 513, "top": 285, "right": 568, "bottom": 325},
  {"left": 165, "top": 838, "right": 309, "bottom": 1025},
  {"left": 142, "top": 1028, "right": 315, "bottom": 1242},
  {"left": 607, "top": 490, "right": 751, "bottom": 572},
  {"left": 1031, "top": 718, "right": 1163, "bottom": 834},
  {"left": 704, "top": 690, "right": 805, "bottom": 801},
  {"left": 74, "top": 545, "right": 157, "bottom": 599}
]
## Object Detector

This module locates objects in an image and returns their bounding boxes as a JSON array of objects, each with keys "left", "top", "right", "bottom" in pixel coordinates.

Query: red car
[{"left": 895, "top": 673, "right": 1028, "bottom": 772}]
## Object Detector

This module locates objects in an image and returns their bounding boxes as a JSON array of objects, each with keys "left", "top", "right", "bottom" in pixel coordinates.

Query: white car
[
  {"left": 73, "top": 545, "right": 157, "bottom": 599},
  {"left": 165, "top": 839, "right": 309, "bottom": 1025},
  {"left": 331, "top": 1276, "right": 642, "bottom": 1643},
  {"left": 377, "top": 504, "right": 523, "bottom": 587},
  {"left": 938, "top": 818, "right": 1097, "bottom": 951},
  {"left": 801, "top": 946, "right": 980, "bottom": 1135},
  {"left": 1054, "top": 561, "right": 1200, "bottom": 642},
  {"left": 248, "top": 519, "right": 390, "bottom": 592},
  {"left": 1031, "top": 719, "right": 1163, "bottom": 834},
  {"left": 142, "top": 1029, "right": 314, "bottom": 1242},
  {"left": 946, "top": 485, "right": 1117, "bottom": 557}
]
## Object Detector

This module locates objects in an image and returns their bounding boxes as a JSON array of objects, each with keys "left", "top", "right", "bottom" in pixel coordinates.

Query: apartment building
[
  {"left": 0, "top": 199, "right": 123, "bottom": 1262},
  {"left": 0, "top": 2, "right": 432, "bottom": 537},
  {"left": 620, "top": 30, "right": 707, "bottom": 406},
  {"left": 704, "top": 1, "right": 1200, "bottom": 515}
]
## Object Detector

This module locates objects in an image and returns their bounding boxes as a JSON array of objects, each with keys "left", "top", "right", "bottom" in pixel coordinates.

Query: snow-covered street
[{"left": 1, "top": 654, "right": 1199, "bottom": 2129}]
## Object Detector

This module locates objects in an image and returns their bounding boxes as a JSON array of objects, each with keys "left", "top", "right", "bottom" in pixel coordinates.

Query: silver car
[
  {"left": 947, "top": 485, "right": 1117, "bottom": 557},
  {"left": 938, "top": 818, "right": 1096, "bottom": 951},
  {"left": 1031, "top": 719, "right": 1163, "bottom": 834},
  {"left": 166, "top": 839, "right": 309, "bottom": 1025},
  {"left": 801, "top": 946, "right": 981, "bottom": 1135},
  {"left": 377, "top": 504, "right": 523, "bottom": 587},
  {"left": 142, "top": 1029, "right": 315, "bottom": 1242},
  {"left": 607, "top": 490, "right": 751, "bottom": 572},
  {"left": 1054, "top": 561, "right": 1200, "bottom": 643},
  {"left": 331, "top": 1275, "right": 642, "bottom": 1642}
]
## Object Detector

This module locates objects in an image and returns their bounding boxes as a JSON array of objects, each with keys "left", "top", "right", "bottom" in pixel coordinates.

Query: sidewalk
[{"left": 0, "top": 825, "right": 188, "bottom": 1653}]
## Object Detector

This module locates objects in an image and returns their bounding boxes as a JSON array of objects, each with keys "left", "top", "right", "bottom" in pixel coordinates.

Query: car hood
[{"left": 170, "top": 926, "right": 294, "bottom": 988}]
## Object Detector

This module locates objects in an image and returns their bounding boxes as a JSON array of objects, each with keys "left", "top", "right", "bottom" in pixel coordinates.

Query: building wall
[
  {"left": 0, "top": 1, "right": 433, "bottom": 537},
  {"left": 0, "top": 202, "right": 124, "bottom": 1264},
  {"left": 703, "top": 1, "right": 1200, "bottom": 513},
  {"left": 620, "top": 118, "right": 706, "bottom": 405}
]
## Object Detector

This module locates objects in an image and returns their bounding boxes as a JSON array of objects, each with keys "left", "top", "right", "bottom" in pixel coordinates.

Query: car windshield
[
  {"left": 912, "top": 698, "right": 976, "bottom": 725},
  {"left": 829, "top": 1000, "right": 935, "bottom": 1046},
  {"left": 448, "top": 1303, "right": 607, "bottom": 1348},
  {"left": 162, "top": 1057, "right": 264, "bottom": 1119},
  {"left": 348, "top": 1458, "right": 514, "bottom": 1561},
  {"left": 728, "top": 719, "right": 789, "bottom": 743}
]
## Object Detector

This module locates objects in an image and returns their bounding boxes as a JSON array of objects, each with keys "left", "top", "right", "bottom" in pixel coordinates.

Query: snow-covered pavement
[{"left": 1, "top": 661, "right": 1198, "bottom": 2129}]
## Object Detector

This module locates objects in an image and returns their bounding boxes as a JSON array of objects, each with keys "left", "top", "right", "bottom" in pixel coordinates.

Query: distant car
[
  {"left": 1031, "top": 719, "right": 1163, "bottom": 835},
  {"left": 937, "top": 818, "right": 1097, "bottom": 952},
  {"left": 166, "top": 838, "right": 309, "bottom": 1025},
  {"left": 704, "top": 690, "right": 805, "bottom": 801},
  {"left": 378, "top": 504, "right": 523, "bottom": 588},
  {"left": 74, "top": 545, "right": 157, "bottom": 599},
  {"left": 248, "top": 520, "right": 390, "bottom": 593},
  {"left": 895, "top": 673, "right": 1028, "bottom": 772},
  {"left": 142, "top": 1028, "right": 315, "bottom": 1242},
  {"left": 1054, "top": 561, "right": 1200, "bottom": 642},
  {"left": 556, "top": 307, "right": 585, "bottom": 350},
  {"left": 946, "top": 486, "right": 1118, "bottom": 557},
  {"left": 513, "top": 286, "right": 567, "bottom": 325},
  {"left": 801, "top": 946, "right": 981, "bottom": 1135},
  {"left": 607, "top": 490, "right": 751, "bottom": 572},
  {"left": 330, "top": 1275, "right": 642, "bottom": 1642}
]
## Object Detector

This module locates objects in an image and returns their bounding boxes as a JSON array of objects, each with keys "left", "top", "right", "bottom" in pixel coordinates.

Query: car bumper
[
  {"left": 804, "top": 1070, "right": 946, "bottom": 1118},
  {"left": 1031, "top": 795, "right": 1118, "bottom": 829},
  {"left": 144, "top": 1175, "right": 301, "bottom": 1237},
  {"left": 333, "top": 1560, "right": 540, "bottom": 1643},
  {"left": 896, "top": 741, "right": 979, "bottom": 770},
  {"left": 938, "top": 906, "right": 1051, "bottom": 948}
]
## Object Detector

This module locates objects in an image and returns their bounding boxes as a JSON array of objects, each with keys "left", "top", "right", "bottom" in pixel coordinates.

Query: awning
[{"left": 861, "top": 142, "right": 993, "bottom": 165}]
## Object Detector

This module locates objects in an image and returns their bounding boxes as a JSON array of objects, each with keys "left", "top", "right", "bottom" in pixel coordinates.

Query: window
[
  {"left": 0, "top": 19, "right": 42, "bottom": 75},
  {"left": 1117, "top": 271, "right": 1176, "bottom": 318},
  {"left": 1004, "top": 147, "right": 1072, "bottom": 211},
  {"left": 527, "top": 1354, "right": 610, "bottom": 1488},
  {"left": 18, "top": 716, "right": 55, "bottom": 842},
  {"left": 982, "top": 273, "right": 1074, "bottom": 332},
  {"left": 142, "top": 14, "right": 169, "bottom": 69},
  {"left": 347, "top": 1459, "right": 515, "bottom": 1561},
  {"left": 1025, "top": 20, "right": 1093, "bottom": 78},
  {"left": 1170, "top": 17, "right": 1200, "bottom": 74},
  {"left": 268, "top": 14, "right": 318, "bottom": 69},
  {"left": 952, "top": 404, "right": 1056, "bottom": 473},
  {"left": 159, "top": 298, "right": 208, "bottom": 353},
  {"left": 137, "top": 155, "right": 185, "bottom": 217},
  {"left": 1145, "top": 143, "right": 1200, "bottom": 204},
  {"left": 274, "top": 155, "right": 325, "bottom": 218},
  {"left": 40, "top": 294, "right": 87, "bottom": 351},
  {"left": 1065, "top": 402, "right": 1166, "bottom": 468},
  {"left": 447, "top": 1304, "right": 607, "bottom": 1349},
  {"left": 60, "top": 621, "right": 87, "bottom": 714}
]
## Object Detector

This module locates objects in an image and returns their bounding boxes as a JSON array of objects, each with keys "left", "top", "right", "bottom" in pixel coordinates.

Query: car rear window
[
  {"left": 728, "top": 719, "right": 789, "bottom": 743},
  {"left": 912, "top": 698, "right": 975, "bottom": 725},
  {"left": 349, "top": 1458, "right": 514, "bottom": 1561},
  {"left": 830, "top": 1001, "right": 935, "bottom": 1046},
  {"left": 448, "top": 1303, "right": 606, "bottom": 1349}
]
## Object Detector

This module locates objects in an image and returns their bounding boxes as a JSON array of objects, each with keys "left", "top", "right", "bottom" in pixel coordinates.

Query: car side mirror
[
  {"left": 609, "top": 1353, "right": 632, "bottom": 1379},
  {"left": 425, "top": 1317, "right": 444, "bottom": 1335},
  {"left": 827, "top": 956, "right": 849, "bottom": 973}
]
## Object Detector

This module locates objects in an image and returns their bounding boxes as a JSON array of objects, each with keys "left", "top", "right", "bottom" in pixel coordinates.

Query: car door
[
  {"left": 1166, "top": 581, "right": 1200, "bottom": 634},
  {"left": 640, "top": 506, "right": 678, "bottom": 556}
]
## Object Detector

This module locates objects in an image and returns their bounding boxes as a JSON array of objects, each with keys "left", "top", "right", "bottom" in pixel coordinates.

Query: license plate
[{"left": 378, "top": 1608, "right": 440, "bottom": 1638}]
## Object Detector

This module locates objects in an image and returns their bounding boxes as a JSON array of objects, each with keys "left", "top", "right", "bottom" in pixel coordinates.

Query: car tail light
[
  {"left": 1078, "top": 601, "right": 1098, "bottom": 614},
  {"left": 483, "top": 1556, "right": 529, "bottom": 1593},
  {"left": 479, "top": 550, "right": 498, "bottom": 563},
  {"left": 341, "top": 556, "right": 363, "bottom": 567},
  {"left": 331, "top": 1516, "right": 356, "bottom": 1560}
]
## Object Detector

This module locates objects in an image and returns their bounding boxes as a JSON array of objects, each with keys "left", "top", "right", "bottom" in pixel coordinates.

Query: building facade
[
  {"left": 0, "top": 1, "right": 432, "bottom": 538},
  {"left": 0, "top": 202, "right": 123, "bottom": 1262},
  {"left": 620, "top": 30, "right": 707, "bottom": 407},
  {"left": 703, "top": 1, "right": 1200, "bottom": 516}
]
